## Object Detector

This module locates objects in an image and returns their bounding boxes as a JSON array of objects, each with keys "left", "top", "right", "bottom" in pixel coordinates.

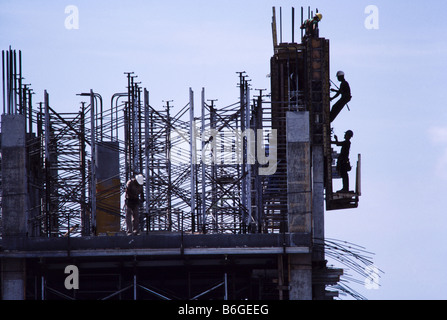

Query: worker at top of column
[
  {"left": 300, "top": 13, "right": 323, "bottom": 38},
  {"left": 125, "top": 173, "right": 144, "bottom": 235},
  {"left": 330, "top": 71, "right": 352, "bottom": 122}
]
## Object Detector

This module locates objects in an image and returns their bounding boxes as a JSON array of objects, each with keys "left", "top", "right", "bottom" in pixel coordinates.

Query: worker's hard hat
[
  {"left": 315, "top": 13, "right": 323, "bottom": 21},
  {"left": 336, "top": 71, "right": 345, "bottom": 77},
  {"left": 135, "top": 174, "right": 144, "bottom": 185},
  {"left": 345, "top": 130, "right": 354, "bottom": 138}
]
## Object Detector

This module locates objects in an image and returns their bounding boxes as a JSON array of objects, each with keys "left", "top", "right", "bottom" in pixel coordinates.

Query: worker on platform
[
  {"left": 331, "top": 130, "right": 353, "bottom": 193},
  {"left": 330, "top": 71, "right": 352, "bottom": 122},
  {"left": 300, "top": 13, "right": 323, "bottom": 37},
  {"left": 125, "top": 173, "right": 145, "bottom": 235}
]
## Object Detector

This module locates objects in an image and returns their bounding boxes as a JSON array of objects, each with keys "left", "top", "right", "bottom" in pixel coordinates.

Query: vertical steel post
[
  {"left": 301, "top": 7, "right": 304, "bottom": 41},
  {"left": 133, "top": 83, "right": 139, "bottom": 174},
  {"left": 201, "top": 88, "right": 207, "bottom": 232},
  {"left": 166, "top": 100, "right": 172, "bottom": 231},
  {"left": 90, "top": 89, "right": 97, "bottom": 234},
  {"left": 149, "top": 99, "right": 155, "bottom": 231},
  {"left": 133, "top": 273, "right": 137, "bottom": 300},
  {"left": 13, "top": 50, "right": 17, "bottom": 113},
  {"left": 245, "top": 81, "right": 252, "bottom": 231},
  {"left": 144, "top": 88, "right": 150, "bottom": 231},
  {"left": 2, "top": 50, "right": 5, "bottom": 114},
  {"left": 279, "top": 7, "right": 282, "bottom": 44},
  {"left": 292, "top": 7, "right": 295, "bottom": 43},
  {"left": 8, "top": 48, "right": 13, "bottom": 113},
  {"left": 124, "top": 72, "right": 133, "bottom": 181},
  {"left": 44, "top": 90, "right": 50, "bottom": 236},
  {"left": 239, "top": 73, "right": 247, "bottom": 232},
  {"left": 124, "top": 101, "right": 129, "bottom": 181},
  {"left": 27, "top": 88, "right": 33, "bottom": 134},
  {"left": 41, "top": 275, "right": 45, "bottom": 300},
  {"left": 209, "top": 99, "right": 217, "bottom": 232},
  {"left": 224, "top": 273, "right": 228, "bottom": 300},
  {"left": 18, "top": 50, "right": 22, "bottom": 114},
  {"left": 138, "top": 87, "right": 143, "bottom": 174},
  {"left": 80, "top": 102, "right": 88, "bottom": 235},
  {"left": 256, "top": 92, "right": 264, "bottom": 232},
  {"left": 189, "top": 88, "right": 196, "bottom": 231},
  {"left": 6, "top": 50, "right": 10, "bottom": 113},
  {"left": 22, "top": 85, "right": 27, "bottom": 129}
]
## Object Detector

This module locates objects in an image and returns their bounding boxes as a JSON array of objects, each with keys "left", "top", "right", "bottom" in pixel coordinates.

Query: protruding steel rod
[
  {"left": 292, "top": 7, "right": 295, "bottom": 43},
  {"left": 2, "top": 50, "right": 5, "bottom": 114}
]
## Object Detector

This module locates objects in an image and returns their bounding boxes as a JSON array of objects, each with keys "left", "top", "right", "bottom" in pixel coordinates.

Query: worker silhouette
[
  {"left": 330, "top": 71, "right": 351, "bottom": 122},
  {"left": 125, "top": 173, "right": 145, "bottom": 235},
  {"left": 300, "top": 13, "right": 322, "bottom": 38},
  {"left": 331, "top": 130, "right": 353, "bottom": 193}
]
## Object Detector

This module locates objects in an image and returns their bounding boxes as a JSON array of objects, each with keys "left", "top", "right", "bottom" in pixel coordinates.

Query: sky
[{"left": 1, "top": 0, "right": 447, "bottom": 300}]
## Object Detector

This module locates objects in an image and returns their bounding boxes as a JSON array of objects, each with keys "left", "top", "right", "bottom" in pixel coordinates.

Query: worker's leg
[
  {"left": 132, "top": 205, "right": 140, "bottom": 235},
  {"left": 330, "top": 98, "right": 348, "bottom": 122},
  {"left": 341, "top": 168, "right": 349, "bottom": 192},
  {"left": 125, "top": 205, "right": 133, "bottom": 235}
]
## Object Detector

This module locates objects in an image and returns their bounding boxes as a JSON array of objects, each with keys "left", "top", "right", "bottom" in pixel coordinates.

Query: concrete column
[
  {"left": 286, "top": 111, "right": 311, "bottom": 234},
  {"left": 312, "top": 145, "right": 325, "bottom": 261},
  {"left": 288, "top": 254, "right": 312, "bottom": 300},
  {"left": 286, "top": 111, "right": 312, "bottom": 300},
  {"left": 95, "top": 141, "right": 121, "bottom": 234},
  {"left": 312, "top": 145, "right": 326, "bottom": 300},
  {"left": 1, "top": 114, "right": 27, "bottom": 237},
  {"left": 1, "top": 259, "right": 26, "bottom": 300},
  {"left": 1, "top": 114, "right": 27, "bottom": 300}
]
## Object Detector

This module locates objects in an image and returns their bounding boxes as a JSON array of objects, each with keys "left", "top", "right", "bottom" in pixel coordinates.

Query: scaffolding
[{"left": 1, "top": 47, "right": 286, "bottom": 238}]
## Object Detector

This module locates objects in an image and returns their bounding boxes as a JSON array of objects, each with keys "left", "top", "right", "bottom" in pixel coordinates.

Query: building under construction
[{"left": 0, "top": 7, "right": 363, "bottom": 300}]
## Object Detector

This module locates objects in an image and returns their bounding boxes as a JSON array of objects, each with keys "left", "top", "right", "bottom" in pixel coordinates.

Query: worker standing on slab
[
  {"left": 125, "top": 174, "right": 145, "bottom": 235},
  {"left": 331, "top": 130, "right": 353, "bottom": 193},
  {"left": 330, "top": 71, "right": 351, "bottom": 122}
]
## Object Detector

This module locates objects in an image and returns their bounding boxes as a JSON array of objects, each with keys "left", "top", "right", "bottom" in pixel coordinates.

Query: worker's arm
[
  {"left": 330, "top": 89, "right": 340, "bottom": 101},
  {"left": 331, "top": 135, "right": 343, "bottom": 146},
  {"left": 332, "top": 141, "right": 343, "bottom": 147}
]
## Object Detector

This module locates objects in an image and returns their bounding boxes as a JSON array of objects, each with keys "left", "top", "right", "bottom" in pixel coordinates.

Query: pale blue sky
[{"left": 1, "top": 0, "right": 447, "bottom": 300}]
